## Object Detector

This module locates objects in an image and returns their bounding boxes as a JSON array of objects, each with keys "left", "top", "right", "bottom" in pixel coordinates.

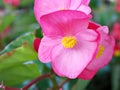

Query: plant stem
[
  {"left": 50, "top": 75, "right": 59, "bottom": 90},
  {"left": 22, "top": 73, "right": 51, "bottom": 90},
  {"left": 59, "top": 79, "right": 70, "bottom": 88}
]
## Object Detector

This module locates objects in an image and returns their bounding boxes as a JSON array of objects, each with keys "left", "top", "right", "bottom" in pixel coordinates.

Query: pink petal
[
  {"left": 78, "top": 26, "right": 115, "bottom": 80},
  {"left": 38, "top": 36, "right": 61, "bottom": 63},
  {"left": 78, "top": 68, "right": 98, "bottom": 80},
  {"left": 52, "top": 64, "right": 65, "bottom": 77},
  {"left": 81, "top": 0, "right": 90, "bottom": 5},
  {"left": 34, "top": 0, "right": 91, "bottom": 24},
  {"left": 77, "top": 5, "right": 91, "bottom": 15},
  {"left": 34, "top": 0, "right": 70, "bottom": 24},
  {"left": 51, "top": 40, "right": 98, "bottom": 79},
  {"left": 70, "top": 0, "right": 90, "bottom": 9},
  {"left": 70, "top": 0, "right": 82, "bottom": 9},
  {"left": 88, "top": 21, "right": 100, "bottom": 30},
  {"left": 40, "top": 10, "right": 91, "bottom": 36},
  {"left": 98, "top": 26, "right": 109, "bottom": 34},
  {"left": 75, "top": 29, "right": 99, "bottom": 42},
  {"left": 84, "top": 27, "right": 115, "bottom": 71},
  {"left": 68, "top": 19, "right": 90, "bottom": 35},
  {"left": 59, "top": 88, "right": 63, "bottom": 90}
]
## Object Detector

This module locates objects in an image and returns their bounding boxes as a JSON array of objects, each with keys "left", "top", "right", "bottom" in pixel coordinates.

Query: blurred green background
[{"left": 0, "top": 0, "right": 120, "bottom": 90}]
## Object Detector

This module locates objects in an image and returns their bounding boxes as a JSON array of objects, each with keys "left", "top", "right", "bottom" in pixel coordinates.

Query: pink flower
[
  {"left": 38, "top": 10, "right": 99, "bottom": 79},
  {"left": 111, "top": 23, "right": 120, "bottom": 41},
  {"left": 78, "top": 22, "right": 115, "bottom": 80},
  {"left": 34, "top": 0, "right": 91, "bottom": 24},
  {"left": 114, "top": 44, "right": 120, "bottom": 57},
  {"left": 3, "top": 0, "right": 20, "bottom": 7},
  {"left": 115, "top": 0, "right": 120, "bottom": 12}
]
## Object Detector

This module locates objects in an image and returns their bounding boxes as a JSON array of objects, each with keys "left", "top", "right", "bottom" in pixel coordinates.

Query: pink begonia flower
[
  {"left": 38, "top": 10, "right": 99, "bottom": 79},
  {"left": 33, "top": 38, "right": 41, "bottom": 52},
  {"left": 3, "top": 0, "right": 20, "bottom": 7},
  {"left": 78, "top": 22, "right": 115, "bottom": 80},
  {"left": 34, "top": 0, "right": 91, "bottom": 24},
  {"left": 111, "top": 23, "right": 120, "bottom": 41}
]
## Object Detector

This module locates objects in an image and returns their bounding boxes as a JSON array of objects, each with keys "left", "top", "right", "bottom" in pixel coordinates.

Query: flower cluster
[
  {"left": 115, "top": 0, "right": 120, "bottom": 12},
  {"left": 34, "top": 0, "right": 115, "bottom": 79},
  {"left": 111, "top": 23, "right": 120, "bottom": 57}
]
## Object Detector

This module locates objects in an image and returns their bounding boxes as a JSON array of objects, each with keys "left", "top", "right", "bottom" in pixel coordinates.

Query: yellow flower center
[
  {"left": 61, "top": 36, "right": 77, "bottom": 48},
  {"left": 114, "top": 50, "right": 120, "bottom": 57},
  {"left": 96, "top": 45, "right": 105, "bottom": 59},
  {"left": 61, "top": 8, "right": 65, "bottom": 10}
]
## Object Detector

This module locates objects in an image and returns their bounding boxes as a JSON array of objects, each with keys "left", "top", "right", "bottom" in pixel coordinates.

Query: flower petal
[
  {"left": 78, "top": 68, "right": 98, "bottom": 80},
  {"left": 88, "top": 21, "right": 100, "bottom": 30},
  {"left": 78, "top": 26, "right": 115, "bottom": 80},
  {"left": 77, "top": 5, "right": 91, "bottom": 15},
  {"left": 51, "top": 40, "right": 98, "bottom": 79},
  {"left": 34, "top": 0, "right": 70, "bottom": 24},
  {"left": 70, "top": 0, "right": 90, "bottom": 9},
  {"left": 40, "top": 10, "right": 91, "bottom": 36},
  {"left": 38, "top": 36, "right": 61, "bottom": 63},
  {"left": 84, "top": 27, "right": 115, "bottom": 71},
  {"left": 70, "top": 0, "right": 82, "bottom": 9},
  {"left": 81, "top": 0, "right": 90, "bottom": 5},
  {"left": 76, "top": 29, "right": 99, "bottom": 42},
  {"left": 98, "top": 26, "right": 109, "bottom": 34}
]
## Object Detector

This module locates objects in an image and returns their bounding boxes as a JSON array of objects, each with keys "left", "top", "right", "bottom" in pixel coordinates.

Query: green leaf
[
  {"left": 20, "top": 0, "right": 34, "bottom": 7},
  {"left": 0, "top": 32, "right": 41, "bottom": 86},
  {"left": 0, "top": 13, "right": 15, "bottom": 32},
  {"left": 71, "top": 79, "right": 90, "bottom": 90},
  {"left": 11, "top": 10, "right": 39, "bottom": 39},
  {"left": 112, "top": 65, "right": 120, "bottom": 90},
  {"left": 0, "top": 32, "right": 35, "bottom": 55}
]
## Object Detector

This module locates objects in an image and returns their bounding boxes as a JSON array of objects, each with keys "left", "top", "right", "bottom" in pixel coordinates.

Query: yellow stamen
[
  {"left": 114, "top": 50, "right": 120, "bottom": 57},
  {"left": 96, "top": 45, "right": 104, "bottom": 59},
  {"left": 60, "top": 8, "right": 65, "bottom": 10},
  {"left": 62, "top": 36, "right": 77, "bottom": 48}
]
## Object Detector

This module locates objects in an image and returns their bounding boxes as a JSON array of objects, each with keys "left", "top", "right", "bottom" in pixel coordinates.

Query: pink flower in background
[
  {"left": 114, "top": 44, "right": 120, "bottom": 57},
  {"left": 38, "top": 11, "right": 99, "bottom": 79},
  {"left": 115, "top": 0, "right": 120, "bottom": 12},
  {"left": 111, "top": 22, "right": 120, "bottom": 57},
  {"left": 78, "top": 22, "right": 115, "bottom": 80},
  {"left": 3, "top": 0, "right": 20, "bottom": 7},
  {"left": 0, "top": 27, "right": 11, "bottom": 38},
  {"left": 34, "top": 0, "right": 91, "bottom": 24},
  {"left": 111, "top": 23, "right": 120, "bottom": 41}
]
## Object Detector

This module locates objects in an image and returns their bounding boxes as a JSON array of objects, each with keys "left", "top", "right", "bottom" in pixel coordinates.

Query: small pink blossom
[
  {"left": 34, "top": 0, "right": 91, "bottom": 24},
  {"left": 38, "top": 11, "right": 99, "bottom": 79},
  {"left": 3, "top": 0, "right": 20, "bottom": 7},
  {"left": 111, "top": 23, "right": 120, "bottom": 41},
  {"left": 78, "top": 22, "right": 115, "bottom": 80}
]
